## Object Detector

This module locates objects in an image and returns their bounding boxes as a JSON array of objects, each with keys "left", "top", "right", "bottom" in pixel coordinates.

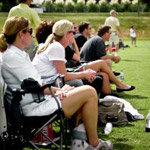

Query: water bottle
[
  {"left": 120, "top": 70, "right": 124, "bottom": 82},
  {"left": 104, "top": 122, "right": 113, "bottom": 135},
  {"left": 114, "top": 52, "right": 118, "bottom": 56},
  {"left": 145, "top": 111, "right": 150, "bottom": 132}
]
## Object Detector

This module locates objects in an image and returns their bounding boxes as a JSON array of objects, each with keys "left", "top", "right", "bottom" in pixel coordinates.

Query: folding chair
[{"left": 2, "top": 74, "right": 69, "bottom": 150}]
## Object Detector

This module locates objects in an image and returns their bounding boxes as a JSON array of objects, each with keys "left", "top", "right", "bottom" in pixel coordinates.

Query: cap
[{"left": 110, "top": 10, "right": 118, "bottom": 15}]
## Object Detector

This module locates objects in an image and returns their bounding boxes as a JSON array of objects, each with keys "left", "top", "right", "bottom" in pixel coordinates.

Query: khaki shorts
[{"left": 109, "top": 32, "right": 119, "bottom": 45}]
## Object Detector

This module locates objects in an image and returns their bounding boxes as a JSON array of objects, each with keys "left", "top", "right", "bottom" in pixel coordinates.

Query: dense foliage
[{"left": 0, "top": 0, "right": 150, "bottom": 12}]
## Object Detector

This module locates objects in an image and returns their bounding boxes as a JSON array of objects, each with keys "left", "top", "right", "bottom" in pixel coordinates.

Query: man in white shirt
[{"left": 105, "top": 10, "right": 121, "bottom": 53}]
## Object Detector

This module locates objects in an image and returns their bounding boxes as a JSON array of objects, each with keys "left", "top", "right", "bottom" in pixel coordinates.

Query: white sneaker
[
  {"left": 71, "top": 124, "right": 96, "bottom": 150},
  {"left": 71, "top": 139, "right": 90, "bottom": 150},
  {"left": 71, "top": 124, "right": 113, "bottom": 150},
  {"left": 96, "top": 139, "right": 113, "bottom": 150}
]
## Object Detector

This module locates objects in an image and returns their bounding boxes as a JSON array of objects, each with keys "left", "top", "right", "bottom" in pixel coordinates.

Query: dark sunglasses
[{"left": 22, "top": 28, "right": 33, "bottom": 35}]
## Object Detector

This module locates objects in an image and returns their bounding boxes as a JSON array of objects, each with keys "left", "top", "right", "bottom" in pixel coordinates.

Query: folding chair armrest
[
  {"left": 42, "top": 74, "right": 65, "bottom": 89},
  {"left": 66, "top": 61, "right": 90, "bottom": 72},
  {"left": 17, "top": 73, "right": 65, "bottom": 95}
]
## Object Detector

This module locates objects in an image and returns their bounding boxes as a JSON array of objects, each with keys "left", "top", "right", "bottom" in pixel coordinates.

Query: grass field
[
  {"left": 0, "top": 12, "right": 150, "bottom": 39},
  {"left": 100, "top": 40, "right": 150, "bottom": 150},
  {"left": 0, "top": 12, "right": 150, "bottom": 149}
]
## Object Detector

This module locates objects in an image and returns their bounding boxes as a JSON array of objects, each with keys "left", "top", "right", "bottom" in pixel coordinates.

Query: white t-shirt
[
  {"left": 2, "top": 45, "right": 61, "bottom": 116},
  {"left": 105, "top": 16, "right": 120, "bottom": 32},
  {"left": 130, "top": 28, "right": 136, "bottom": 38},
  {"left": 32, "top": 41, "right": 66, "bottom": 78}
]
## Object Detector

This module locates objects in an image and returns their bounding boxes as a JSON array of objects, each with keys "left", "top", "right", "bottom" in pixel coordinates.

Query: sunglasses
[
  {"left": 68, "top": 31, "right": 74, "bottom": 34},
  {"left": 22, "top": 28, "right": 33, "bottom": 35}
]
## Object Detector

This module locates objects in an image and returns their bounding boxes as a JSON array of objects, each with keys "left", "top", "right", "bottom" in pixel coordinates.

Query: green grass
[
  {"left": 0, "top": 12, "right": 150, "bottom": 39},
  {"left": 0, "top": 12, "right": 150, "bottom": 149},
  {"left": 101, "top": 40, "right": 150, "bottom": 150},
  {"left": 40, "top": 12, "right": 150, "bottom": 39}
]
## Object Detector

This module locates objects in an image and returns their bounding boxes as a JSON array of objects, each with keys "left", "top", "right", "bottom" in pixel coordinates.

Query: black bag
[{"left": 98, "top": 101, "right": 128, "bottom": 126}]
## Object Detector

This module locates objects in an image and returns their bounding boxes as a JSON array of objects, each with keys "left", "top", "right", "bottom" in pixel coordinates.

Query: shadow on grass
[
  {"left": 113, "top": 143, "right": 134, "bottom": 150},
  {"left": 118, "top": 93, "right": 148, "bottom": 100},
  {"left": 122, "top": 59, "right": 141, "bottom": 62}
]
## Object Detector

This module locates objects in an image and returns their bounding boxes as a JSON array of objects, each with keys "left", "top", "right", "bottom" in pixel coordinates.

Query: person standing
[
  {"left": 8, "top": 0, "right": 41, "bottom": 29},
  {"left": 105, "top": 9, "right": 121, "bottom": 53},
  {"left": 8, "top": 0, "right": 42, "bottom": 60},
  {"left": 130, "top": 26, "right": 137, "bottom": 47}
]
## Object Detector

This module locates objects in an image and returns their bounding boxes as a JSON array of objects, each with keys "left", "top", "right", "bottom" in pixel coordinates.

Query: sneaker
[
  {"left": 71, "top": 139, "right": 95, "bottom": 150},
  {"left": 96, "top": 139, "right": 113, "bottom": 150}
]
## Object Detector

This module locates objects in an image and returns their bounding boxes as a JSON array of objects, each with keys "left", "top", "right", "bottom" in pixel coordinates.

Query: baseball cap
[{"left": 110, "top": 10, "right": 118, "bottom": 15}]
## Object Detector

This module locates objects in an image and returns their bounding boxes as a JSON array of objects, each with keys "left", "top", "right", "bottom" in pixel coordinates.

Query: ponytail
[
  {"left": 37, "top": 33, "right": 55, "bottom": 54},
  {"left": 0, "top": 34, "right": 8, "bottom": 52}
]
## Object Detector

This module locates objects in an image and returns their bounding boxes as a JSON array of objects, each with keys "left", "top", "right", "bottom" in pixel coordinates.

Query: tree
[
  {"left": 1, "top": 0, "right": 17, "bottom": 12},
  {"left": 141, "top": 0, "right": 150, "bottom": 6}
]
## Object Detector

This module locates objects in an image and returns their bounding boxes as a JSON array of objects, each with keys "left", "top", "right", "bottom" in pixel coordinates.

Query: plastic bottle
[
  {"left": 104, "top": 122, "right": 113, "bottom": 135},
  {"left": 120, "top": 70, "right": 124, "bottom": 82},
  {"left": 114, "top": 52, "right": 118, "bottom": 56},
  {"left": 145, "top": 111, "right": 150, "bottom": 132}
]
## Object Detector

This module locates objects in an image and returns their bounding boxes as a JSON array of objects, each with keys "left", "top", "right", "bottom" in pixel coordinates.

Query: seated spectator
[
  {"left": 32, "top": 20, "right": 98, "bottom": 88},
  {"left": 65, "top": 21, "right": 80, "bottom": 68},
  {"left": 74, "top": 22, "right": 91, "bottom": 50},
  {"left": 34, "top": 20, "right": 84, "bottom": 87},
  {"left": 65, "top": 38, "right": 81, "bottom": 68},
  {"left": 72, "top": 22, "right": 78, "bottom": 34},
  {"left": 33, "top": 20, "right": 55, "bottom": 59},
  {"left": 66, "top": 37, "right": 135, "bottom": 94},
  {"left": 34, "top": 20, "right": 55, "bottom": 54},
  {"left": 0, "top": 16, "right": 113, "bottom": 149},
  {"left": 34, "top": 21, "right": 103, "bottom": 95},
  {"left": 35, "top": 20, "right": 55, "bottom": 45},
  {"left": 80, "top": 25, "right": 121, "bottom": 68},
  {"left": 119, "top": 39, "right": 130, "bottom": 49}
]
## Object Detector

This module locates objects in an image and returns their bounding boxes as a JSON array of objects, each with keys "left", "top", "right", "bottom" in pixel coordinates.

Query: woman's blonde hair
[
  {"left": 0, "top": 16, "right": 29, "bottom": 52},
  {"left": 37, "top": 19, "right": 74, "bottom": 54}
]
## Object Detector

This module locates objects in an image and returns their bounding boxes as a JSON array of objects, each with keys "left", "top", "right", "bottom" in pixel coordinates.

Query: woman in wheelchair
[{"left": 0, "top": 17, "right": 112, "bottom": 149}]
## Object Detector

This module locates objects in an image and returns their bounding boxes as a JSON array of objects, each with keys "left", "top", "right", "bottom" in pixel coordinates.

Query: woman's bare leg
[
  {"left": 61, "top": 85, "right": 99, "bottom": 147},
  {"left": 100, "top": 72, "right": 112, "bottom": 94},
  {"left": 86, "top": 60, "right": 131, "bottom": 89},
  {"left": 105, "top": 59, "right": 112, "bottom": 68}
]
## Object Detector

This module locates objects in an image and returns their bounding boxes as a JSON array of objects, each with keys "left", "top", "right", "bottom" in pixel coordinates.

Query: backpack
[{"left": 98, "top": 100, "right": 128, "bottom": 126}]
